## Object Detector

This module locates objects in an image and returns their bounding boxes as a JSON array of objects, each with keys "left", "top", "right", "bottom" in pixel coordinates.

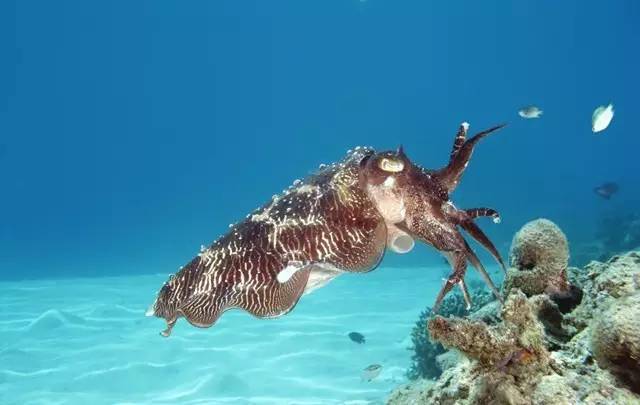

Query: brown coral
[
  {"left": 503, "top": 219, "right": 571, "bottom": 299},
  {"left": 428, "top": 290, "right": 550, "bottom": 374},
  {"left": 509, "top": 218, "right": 569, "bottom": 272},
  {"left": 419, "top": 291, "right": 552, "bottom": 404}
]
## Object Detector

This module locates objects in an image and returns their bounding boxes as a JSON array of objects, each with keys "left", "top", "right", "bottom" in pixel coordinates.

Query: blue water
[
  {"left": 1, "top": 1, "right": 639, "bottom": 280},
  {"left": 0, "top": 1, "right": 639, "bottom": 403}
]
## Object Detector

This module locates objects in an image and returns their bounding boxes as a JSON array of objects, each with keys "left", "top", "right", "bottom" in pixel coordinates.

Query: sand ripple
[{"left": 0, "top": 266, "right": 482, "bottom": 404}]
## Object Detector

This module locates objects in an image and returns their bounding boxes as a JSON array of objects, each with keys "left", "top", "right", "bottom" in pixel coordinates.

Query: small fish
[
  {"left": 592, "top": 103, "right": 614, "bottom": 133},
  {"left": 361, "top": 364, "right": 382, "bottom": 382},
  {"left": 594, "top": 182, "right": 619, "bottom": 200},
  {"left": 518, "top": 106, "right": 543, "bottom": 119},
  {"left": 348, "top": 332, "right": 366, "bottom": 344}
]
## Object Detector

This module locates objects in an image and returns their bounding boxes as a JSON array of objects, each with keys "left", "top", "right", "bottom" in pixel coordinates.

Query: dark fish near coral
[
  {"left": 146, "top": 122, "right": 508, "bottom": 337},
  {"left": 348, "top": 332, "right": 366, "bottom": 344},
  {"left": 594, "top": 182, "right": 619, "bottom": 200},
  {"left": 361, "top": 364, "right": 382, "bottom": 382}
]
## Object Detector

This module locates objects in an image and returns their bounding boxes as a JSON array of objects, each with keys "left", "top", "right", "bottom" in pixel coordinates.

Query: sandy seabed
[{"left": 0, "top": 264, "right": 484, "bottom": 405}]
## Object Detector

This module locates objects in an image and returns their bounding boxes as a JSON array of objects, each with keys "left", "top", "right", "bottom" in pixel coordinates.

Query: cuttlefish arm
[
  {"left": 390, "top": 123, "right": 507, "bottom": 311},
  {"left": 396, "top": 196, "right": 503, "bottom": 312},
  {"left": 465, "top": 208, "right": 501, "bottom": 223},
  {"left": 444, "top": 205, "right": 507, "bottom": 274},
  {"left": 436, "top": 123, "right": 506, "bottom": 192}
]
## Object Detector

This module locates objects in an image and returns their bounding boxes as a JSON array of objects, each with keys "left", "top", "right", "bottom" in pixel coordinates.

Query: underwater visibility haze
[{"left": 1, "top": 1, "right": 639, "bottom": 404}]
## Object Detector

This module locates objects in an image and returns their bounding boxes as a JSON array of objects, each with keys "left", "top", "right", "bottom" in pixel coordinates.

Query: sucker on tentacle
[{"left": 146, "top": 122, "right": 508, "bottom": 336}]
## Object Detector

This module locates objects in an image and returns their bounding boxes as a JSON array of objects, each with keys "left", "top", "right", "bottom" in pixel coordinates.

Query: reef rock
[
  {"left": 386, "top": 378, "right": 436, "bottom": 404},
  {"left": 591, "top": 293, "right": 640, "bottom": 394},
  {"left": 566, "top": 251, "right": 640, "bottom": 330},
  {"left": 389, "top": 220, "right": 640, "bottom": 405},
  {"left": 406, "top": 287, "right": 496, "bottom": 380},
  {"left": 419, "top": 291, "right": 552, "bottom": 405}
]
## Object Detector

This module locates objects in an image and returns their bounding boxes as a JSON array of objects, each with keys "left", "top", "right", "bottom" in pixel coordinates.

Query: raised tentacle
[
  {"left": 444, "top": 205, "right": 506, "bottom": 273},
  {"left": 465, "top": 207, "right": 501, "bottom": 224},
  {"left": 436, "top": 123, "right": 506, "bottom": 192},
  {"left": 450, "top": 122, "right": 469, "bottom": 160},
  {"left": 462, "top": 240, "right": 503, "bottom": 303},
  {"left": 459, "top": 219, "right": 507, "bottom": 274}
]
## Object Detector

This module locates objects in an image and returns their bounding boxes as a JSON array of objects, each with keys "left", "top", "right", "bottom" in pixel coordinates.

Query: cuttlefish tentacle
[
  {"left": 465, "top": 207, "right": 501, "bottom": 223},
  {"left": 449, "top": 122, "right": 469, "bottom": 160},
  {"left": 462, "top": 239, "right": 503, "bottom": 303},
  {"left": 436, "top": 123, "right": 506, "bottom": 192},
  {"left": 433, "top": 250, "right": 469, "bottom": 313},
  {"left": 459, "top": 219, "right": 507, "bottom": 273},
  {"left": 458, "top": 278, "right": 472, "bottom": 310},
  {"left": 441, "top": 251, "right": 473, "bottom": 310},
  {"left": 430, "top": 237, "right": 502, "bottom": 312},
  {"left": 444, "top": 205, "right": 507, "bottom": 274},
  {"left": 397, "top": 207, "right": 501, "bottom": 313}
]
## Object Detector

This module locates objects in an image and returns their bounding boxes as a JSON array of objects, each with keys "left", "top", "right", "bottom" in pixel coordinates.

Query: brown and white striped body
[
  {"left": 147, "top": 148, "right": 389, "bottom": 336},
  {"left": 147, "top": 123, "right": 508, "bottom": 337}
]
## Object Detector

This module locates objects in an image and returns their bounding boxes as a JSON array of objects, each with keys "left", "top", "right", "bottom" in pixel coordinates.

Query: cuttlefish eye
[{"left": 378, "top": 157, "right": 404, "bottom": 173}]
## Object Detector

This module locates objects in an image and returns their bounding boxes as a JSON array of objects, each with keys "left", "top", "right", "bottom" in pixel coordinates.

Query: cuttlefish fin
[
  {"left": 162, "top": 263, "right": 312, "bottom": 337},
  {"left": 238, "top": 264, "right": 312, "bottom": 319}
]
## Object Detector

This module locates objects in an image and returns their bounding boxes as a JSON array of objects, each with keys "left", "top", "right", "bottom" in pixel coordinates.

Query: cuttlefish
[{"left": 146, "top": 122, "right": 507, "bottom": 337}]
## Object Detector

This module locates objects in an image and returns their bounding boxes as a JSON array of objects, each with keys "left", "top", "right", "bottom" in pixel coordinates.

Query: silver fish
[
  {"left": 518, "top": 106, "right": 543, "bottom": 119},
  {"left": 592, "top": 103, "right": 614, "bottom": 133},
  {"left": 361, "top": 364, "right": 382, "bottom": 382}
]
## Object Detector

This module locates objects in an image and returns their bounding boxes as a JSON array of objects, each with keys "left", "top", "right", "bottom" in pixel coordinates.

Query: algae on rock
[
  {"left": 592, "top": 292, "right": 640, "bottom": 394},
  {"left": 406, "top": 288, "right": 495, "bottom": 380},
  {"left": 388, "top": 219, "right": 640, "bottom": 405}
]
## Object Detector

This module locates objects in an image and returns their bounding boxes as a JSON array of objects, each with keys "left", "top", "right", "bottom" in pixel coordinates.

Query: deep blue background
[{"left": 1, "top": 1, "right": 638, "bottom": 280}]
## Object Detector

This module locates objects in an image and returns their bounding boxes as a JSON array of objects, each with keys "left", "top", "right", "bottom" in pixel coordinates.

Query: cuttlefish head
[
  {"left": 360, "top": 146, "right": 416, "bottom": 254},
  {"left": 359, "top": 146, "right": 411, "bottom": 187}
]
